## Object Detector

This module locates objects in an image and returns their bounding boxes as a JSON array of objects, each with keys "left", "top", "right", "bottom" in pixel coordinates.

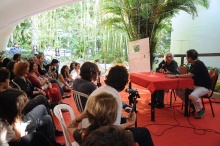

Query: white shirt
[
  {"left": 70, "top": 70, "right": 80, "bottom": 80},
  {"left": 89, "top": 85, "right": 122, "bottom": 125},
  {"left": 0, "top": 120, "right": 15, "bottom": 146}
]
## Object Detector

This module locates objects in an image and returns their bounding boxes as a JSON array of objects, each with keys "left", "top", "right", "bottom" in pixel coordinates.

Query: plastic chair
[
  {"left": 10, "top": 79, "right": 21, "bottom": 90},
  {"left": 53, "top": 104, "right": 79, "bottom": 146},
  {"left": 201, "top": 69, "right": 218, "bottom": 117},
  {"left": 72, "top": 90, "right": 89, "bottom": 113},
  {"left": 72, "top": 90, "right": 90, "bottom": 128}
]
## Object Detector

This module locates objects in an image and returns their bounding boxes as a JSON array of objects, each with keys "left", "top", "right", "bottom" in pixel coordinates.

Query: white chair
[
  {"left": 72, "top": 90, "right": 90, "bottom": 128},
  {"left": 53, "top": 104, "right": 79, "bottom": 146},
  {"left": 72, "top": 90, "right": 89, "bottom": 113}
]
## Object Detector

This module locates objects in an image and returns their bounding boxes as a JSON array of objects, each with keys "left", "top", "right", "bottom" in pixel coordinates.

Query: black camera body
[
  {"left": 125, "top": 88, "right": 140, "bottom": 105},
  {"left": 125, "top": 88, "right": 137, "bottom": 93}
]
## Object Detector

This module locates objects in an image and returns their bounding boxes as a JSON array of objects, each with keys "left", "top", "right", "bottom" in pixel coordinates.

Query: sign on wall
[{"left": 128, "top": 38, "right": 150, "bottom": 73}]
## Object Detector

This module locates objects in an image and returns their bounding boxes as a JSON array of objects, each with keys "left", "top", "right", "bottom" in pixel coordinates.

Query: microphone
[
  {"left": 97, "top": 71, "right": 102, "bottom": 87},
  {"left": 162, "top": 64, "right": 167, "bottom": 72}
]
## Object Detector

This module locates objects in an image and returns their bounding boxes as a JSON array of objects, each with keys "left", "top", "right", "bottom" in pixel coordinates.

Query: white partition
[{"left": 128, "top": 38, "right": 150, "bottom": 73}]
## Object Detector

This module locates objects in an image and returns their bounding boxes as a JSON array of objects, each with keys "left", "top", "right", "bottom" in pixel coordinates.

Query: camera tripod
[{"left": 126, "top": 82, "right": 140, "bottom": 127}]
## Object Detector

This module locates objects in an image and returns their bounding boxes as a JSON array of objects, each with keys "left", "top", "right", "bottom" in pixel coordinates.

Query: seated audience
[
  {"left": 166, "top": 49, "right": 211, "bottom": 119},
  {"left": 50, "top": 59, "right": 59, "bottom": 79},
  {"left": 13, "top": 53, "right": 21, "bottom": 62},
  {"left": 69, "top": 61, "right": 76, "bottom": 74},
  {"left": 6, "top": 61, "right": 16, "bottom": 80},
  {"left": 70, "top": 62, "right": 80, "bottom": 79},
  {"left": 0, "top": 89, "right": 62, "bottom": 146},
  {"left": 71, "top": 64, "right": 154, "bottom": 146},
  {"left": 73, "top": 62, "right": 132, "bottom": 112},
  {"left": 81, "top": 125, "right": 135, "bottom": 146},
  {"left": 12, "top": 63, "right": 63, "bottom": 136},
  {"left": 58, "top": 65, "right": 74, "bottom": 92},
  {"left": 72, "top": 62, "right": 99, "bottom": 108},
  {"left": 35, "top": 53, "right": 70, "bottom": 98},
  {"left": 2, "top": 57, "right": 11, "bottom": 67},
  {"left": 27, "top": 61, "right": 65, "bottom": 104},
  {"left": 68, "top": 92, "right": 130, "bottom": 144}
]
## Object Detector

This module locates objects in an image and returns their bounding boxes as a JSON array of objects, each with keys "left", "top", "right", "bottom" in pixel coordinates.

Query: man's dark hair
[
  {"left": 187, "top": 49, "right": 198, "bottom": 60},
  {"left": 0, "top": 68, "right": 10, "bottom": 83},
  {"left": 2, "top": 58, "right": 11, "bottom": 67},
  {"left": 6, "top": 61, "right": 15, "bottom": 73},
  {"left": 51, "top": 59, "right": 59, "bottom": 65},
  {"left": 14, "top": 42, "right": 18, "bottom": 46},
  {"left": 81, "top": 125, "right": 135, "bottom": 146},
  {"left": 80, "top": 62, "right": 98, "bottom": 81},
  {"left": 13, "top": 53, "right": 21, "bottom": 61},
  {"left": 104, "top": 64, "right": 129, "bottom": 92}
]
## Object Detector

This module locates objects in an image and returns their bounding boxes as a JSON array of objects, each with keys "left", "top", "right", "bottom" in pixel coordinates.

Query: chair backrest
[
  {"left": 10, "top": 79, "right": 21, "bottom": 90},
  {"left": 208, "top": 69, "right": 219, "bottom": 97},
  {"left": 72, "top": 90, "right": 89, "bottom": 113},
  {"left": 53, "top": 104, "right": 79, "bottom": 146},
  {"left": 178, "top": 65, "right": 188, "bottom": 74}
]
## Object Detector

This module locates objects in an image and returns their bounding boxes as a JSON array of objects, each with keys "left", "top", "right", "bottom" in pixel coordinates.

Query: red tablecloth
[{"left": 130, "top": 72, "right": 194, "bottom": 93}]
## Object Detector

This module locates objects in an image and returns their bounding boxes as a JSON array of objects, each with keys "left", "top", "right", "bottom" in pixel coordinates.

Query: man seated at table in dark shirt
[
  {"left": 149, "top": 52, "right": 179, "bottom": 108},
  {"left": 166, "top": 49, "right": 211, "bottom": 119}
]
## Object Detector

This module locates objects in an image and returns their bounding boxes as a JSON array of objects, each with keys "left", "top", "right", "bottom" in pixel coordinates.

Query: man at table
[
  {"left": 149, "top": 52, "right": 179, "bottom": 108},
  {"left": 167, "top": 49, "right": 211, "bottom": 119}
]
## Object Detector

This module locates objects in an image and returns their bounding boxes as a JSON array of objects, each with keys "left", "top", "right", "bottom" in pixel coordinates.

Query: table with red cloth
[{"left": 129, "top": 72, "right": 194, "bottom": 121}]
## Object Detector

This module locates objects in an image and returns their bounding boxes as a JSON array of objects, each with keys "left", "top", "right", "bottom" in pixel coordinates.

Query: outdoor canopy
[{"left": 0, "top": 0, "right": 81, "bottom": 51}]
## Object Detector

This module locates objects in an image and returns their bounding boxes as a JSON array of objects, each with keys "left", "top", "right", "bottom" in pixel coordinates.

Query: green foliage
[
  {"left": 0, "top": 51, "right": 6, "bottom": 58},
  {"left": 207, "top": 67, "right": 220, "bottom": 73},
  {"left": 7, "top": 0, "right": 209, "bottom": 64},
  {"left": 215, "top": 80, "right": 220, "bottom": 93},
  {"left": 8, "top": 19, "right": 32, "bottom": 49}
]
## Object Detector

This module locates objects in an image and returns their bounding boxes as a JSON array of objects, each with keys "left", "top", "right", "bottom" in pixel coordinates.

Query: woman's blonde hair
[{"left": 86, "top": 92, "right": 118, "bottom": 127}]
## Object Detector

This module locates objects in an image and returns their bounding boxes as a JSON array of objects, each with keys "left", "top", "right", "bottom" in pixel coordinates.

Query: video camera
[{"left": 125, "top": 88, "right": 140, "bottom": 104}]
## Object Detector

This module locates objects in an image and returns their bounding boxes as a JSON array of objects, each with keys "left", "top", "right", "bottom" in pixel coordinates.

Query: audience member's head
[
  {"left": 86, "top": 92, "right": 118, "bottom": 129},
  {"left": 13, "top": 53, "right": 21, "bottom": 62},
  {"left": 14, "top": 42, "right": 19, "bottom": 48},
  {"left": 0, "top": 89, "right": 28, "bottom": 125},
  {"left": 186, "top": 49, "right": 198, "bottom": 61},
  {"left": 51, "top": 59, "right": 59, "bottom": 67},
  {"left": 6, "top": 61, "right": 15, "bottom": 72},
  {"left": 29, "top": 56, "right": 39, "bottom": 64},
  {"left": 61, "top": 65, "right": 69, "bottom": 78},
  {"left": 28, "top": 61, "right": 36, "bottom": 73},
  {"left": 104, "top": 64, "right": 129, "bottom": 92},
  {"left": 80, "top": 62, "right": 99, "bottom": 81},
  {"left": 75, "top": 62, "right": 81, "bottom": 71},
  {"left": 6, "top": 61, "right": 16, "bottom": 80},
  {"left": 0, "top": 68, "right": 10, "bottom": 91},
  {"left": 69, "top": 62, "right": 76, "bottom": 73},
  {"left": 81, "top": 125, "right": 135, "bottom": 146},
  {"left": 2, "top": 58, "right": 11, "bottom": 67},
  {"left": 36, "top": 53, "right": 44, "bottom": 64},
  {"left": 14, "top": 61, "right": 29, "bottom": 76}
]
